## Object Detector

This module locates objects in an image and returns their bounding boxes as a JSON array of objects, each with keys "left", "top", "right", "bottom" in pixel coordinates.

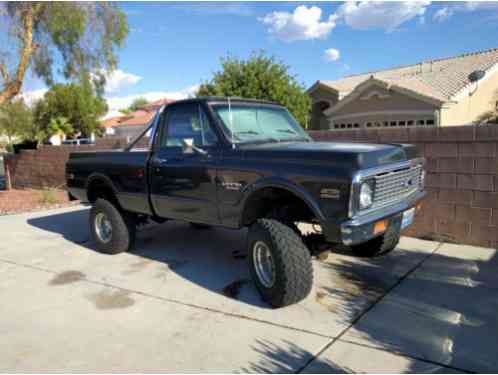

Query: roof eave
[
  {"left": 306, "top": 80, "right": 340, "bottom": 95},
  {"left": 324, "top": 77, "right": 445, "bottom": 117}
]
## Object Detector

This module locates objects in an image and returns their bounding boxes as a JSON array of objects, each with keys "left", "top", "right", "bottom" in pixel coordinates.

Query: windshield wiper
[
  {"left": 234, "top": 130, "right": 261, "bottom": 136},
  {"left": 234, "top": 130, "right": 280, "bottom": 143},
  {"left": 276, "top": 129, "right": 297, "bottom": 135}
]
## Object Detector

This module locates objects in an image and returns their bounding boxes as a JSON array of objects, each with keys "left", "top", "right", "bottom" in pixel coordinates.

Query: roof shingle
[{"left": 316, "top": 47, "right": 498, "bottom": 102}]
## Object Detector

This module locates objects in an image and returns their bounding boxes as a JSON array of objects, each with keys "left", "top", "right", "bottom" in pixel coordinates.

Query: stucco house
[{"left": 308, "top": 48, "right": 498, "bottom": 130}]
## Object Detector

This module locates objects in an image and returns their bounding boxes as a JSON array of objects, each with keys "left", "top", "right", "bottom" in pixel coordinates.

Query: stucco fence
[{"left": 3, "top": 125, "right": 498, "bottom": 249}]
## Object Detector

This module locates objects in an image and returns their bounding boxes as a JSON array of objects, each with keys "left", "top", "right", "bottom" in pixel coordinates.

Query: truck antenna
[{"left": 228, "top": 97, "right": 235, "bottom": 149}]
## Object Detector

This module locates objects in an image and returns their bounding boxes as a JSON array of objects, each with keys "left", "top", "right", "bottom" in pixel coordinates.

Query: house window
[
  {"left": 417, "top": 120, "right": 425, "bottom": 126},
  {"left": 353, "top": 123, "right": 360, "bottom": 128},
  {"left": 398, "top": 121, "right": 406, "bottom": 126},
  {"left": 366, "top": 122, "right": 372, "bottom": 128},
  {"left": 340, "top": 124, "right": 346, "bottom": 129},
  {"left": 426, "top": 119, "right": 435, "bottom": 126},
  {"left": 347, "top": 123, "right": 353, "bottom": 128},
  {"left": 390, "top": 121, "right": 397, "bottom": 127},
  {"left": 407, "top": 120, "right": 414, "bottom": 127}
]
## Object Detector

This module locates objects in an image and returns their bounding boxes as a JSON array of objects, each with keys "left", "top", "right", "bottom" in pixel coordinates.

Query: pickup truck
[{"left": 66, "top": 97, "right": 425, "bottom": 307}]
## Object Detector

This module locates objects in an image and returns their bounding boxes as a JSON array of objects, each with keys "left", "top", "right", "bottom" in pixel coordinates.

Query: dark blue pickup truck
[{"left": 66, "top": 97, "right": 425, "bottom": 307}]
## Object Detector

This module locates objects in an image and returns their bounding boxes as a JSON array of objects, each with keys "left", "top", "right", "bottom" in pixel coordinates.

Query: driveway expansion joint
[{"left": 298, "top": 241, "right": 446, "bottom": 374}]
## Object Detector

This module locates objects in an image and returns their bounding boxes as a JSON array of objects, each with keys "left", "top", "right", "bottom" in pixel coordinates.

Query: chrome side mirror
[{"left": 182, "top": 138, "right": 207, "bottom": 155}]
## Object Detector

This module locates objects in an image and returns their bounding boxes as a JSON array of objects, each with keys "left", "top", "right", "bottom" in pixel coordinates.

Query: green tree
[
  {"left": 34, "top": 81, "right": 108, "bottom": 137},
  {"left": 0, "top": 2, "right": 128, "bottom": 105},
  {"left": 119, "top": 97, "right": 149, "bottom": 114},
  {"left": 197, "top": 52, "right": 311, "bottom": 127},
  {"left": 47, "top": 116, "right": 73, "bottom": 138},
  {"left": 0, "top": 99, "right": 40, "bottom": 143},
  {"left": 129, "top": 97, "right": 149, "bottom": 112}
]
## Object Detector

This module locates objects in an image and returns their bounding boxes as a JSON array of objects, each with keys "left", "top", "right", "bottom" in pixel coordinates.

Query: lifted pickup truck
[{"left": 66, "top": 97, "right": 425, "bottom": 307}]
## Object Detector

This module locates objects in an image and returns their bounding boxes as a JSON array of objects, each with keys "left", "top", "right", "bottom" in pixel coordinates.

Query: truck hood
[{"left": 240, "top": 141, "right": 419, "bottom": 170}]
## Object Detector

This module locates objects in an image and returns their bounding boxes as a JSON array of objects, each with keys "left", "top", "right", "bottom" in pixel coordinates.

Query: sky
[{"left": 18, "top": 1, "right": 498, "bottom": 118}]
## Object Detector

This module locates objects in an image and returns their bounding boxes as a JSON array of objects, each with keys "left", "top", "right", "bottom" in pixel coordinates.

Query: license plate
[{"left": 401, "top": 208, "right": 415, "bottom": 229}]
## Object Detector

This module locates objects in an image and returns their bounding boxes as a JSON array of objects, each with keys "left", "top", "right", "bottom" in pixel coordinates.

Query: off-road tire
[
  {"left": 190, "top": 223, "right": 211, "bottom": 230},
  {"left": 89, "top": 199, "right": 136, "bottom": 254},
  {"left": 248, "top": 219, "right": 313, "bottom": 308},
  {"left": 350, "top": 225, "right": 400, "bottom": 257}
]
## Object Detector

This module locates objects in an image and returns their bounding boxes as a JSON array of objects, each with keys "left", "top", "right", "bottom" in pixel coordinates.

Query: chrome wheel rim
[
  {"left": 95, "top": 212, "right": 112, "bottom": 243},
  {"left": 253, "top": 241, "right": 276, "bottom": 288}
]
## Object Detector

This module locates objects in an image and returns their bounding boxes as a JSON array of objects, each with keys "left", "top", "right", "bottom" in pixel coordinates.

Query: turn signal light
[{"left": 373, "top": 219, "right": 388, "bottom": 235}]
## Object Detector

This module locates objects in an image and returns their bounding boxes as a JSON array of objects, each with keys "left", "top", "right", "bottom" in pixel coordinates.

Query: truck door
[{"left": 149, "top": 102, "right": 220, "bottom": 224}]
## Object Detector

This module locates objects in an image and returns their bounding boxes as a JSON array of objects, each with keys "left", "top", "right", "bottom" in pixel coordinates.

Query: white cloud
[
  {"left": 433, "top": 7, "right": 454, "bottom": 22},
  {"left": 431, "top": 2, "right": 498, "bottom": 22},
  {"left": 102, "top": 69, "right": 142, "bottom": 93},
  {"left": 464, "top": 2, "right": 498, "bottom": 11},
  {"left": 260, "top": 5, "right": 338, "bottom": 42},
  {"left": 323, "top": 48, "right": 340, "bottom": 62},
  {"left": 103, "top": 84, "right": 199, "bottom": 119},
  {"left": 337, "top": 1, "right": 431, "bottom": 31},
  {"left": 18, "top": 88, "right": 47, "bottom": 106}
]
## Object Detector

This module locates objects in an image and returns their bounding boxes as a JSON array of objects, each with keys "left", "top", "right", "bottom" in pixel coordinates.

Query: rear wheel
[
  {"left": 350, "top": 226, "right": 400, "bottom": 257},
  {"left": 89, "top": 199, "right": 136, "bottom": 254},
  {"left": 248, "top": 219, "right": 313, "bottom": 308}
]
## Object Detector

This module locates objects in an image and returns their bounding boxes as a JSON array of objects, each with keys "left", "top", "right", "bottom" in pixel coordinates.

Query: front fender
[{"left": 239, "top": 176, "right": 327, "bottom": 227}]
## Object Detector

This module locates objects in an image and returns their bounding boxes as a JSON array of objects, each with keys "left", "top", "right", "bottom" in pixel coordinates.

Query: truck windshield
[{"left": 211, "top": 104, "right": 311, "bottom": 144}]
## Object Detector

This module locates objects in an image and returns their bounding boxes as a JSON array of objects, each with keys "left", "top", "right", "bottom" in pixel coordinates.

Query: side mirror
[{"left": 182, "top": 138, "right": 207, "bottom": 155}]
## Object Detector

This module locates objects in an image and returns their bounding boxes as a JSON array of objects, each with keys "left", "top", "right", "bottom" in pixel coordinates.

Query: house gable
[{"left": 326, "top": 79, "right": 439, "bottom": 120}]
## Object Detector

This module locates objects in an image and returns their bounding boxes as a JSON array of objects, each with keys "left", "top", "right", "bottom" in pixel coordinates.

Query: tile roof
[
  {"left": 315, "top": 48, "right": 498, "bottom": 102},
  {"left": 101, "top": 98, "right": 175, "bottom": 128}
]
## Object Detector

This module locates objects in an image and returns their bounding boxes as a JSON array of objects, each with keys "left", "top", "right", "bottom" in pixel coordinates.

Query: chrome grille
[{"left": 372, "top": 165, "right": 423, "bottom": 208}]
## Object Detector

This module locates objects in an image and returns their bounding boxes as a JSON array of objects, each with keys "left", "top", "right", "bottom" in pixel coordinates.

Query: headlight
[{"left": 359, "top": 182, "right": 373, "bottom": 209}]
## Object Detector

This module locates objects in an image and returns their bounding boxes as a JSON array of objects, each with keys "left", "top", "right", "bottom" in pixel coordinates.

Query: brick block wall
[
  {"left": 3, "top": 137, "right": 129, "bottom": 190},
  {"left": 4, "top": 125, "right": 498, "bottom": 248},
  {"left": 309, "top": 124, "right": 498, "bottom": 248}
]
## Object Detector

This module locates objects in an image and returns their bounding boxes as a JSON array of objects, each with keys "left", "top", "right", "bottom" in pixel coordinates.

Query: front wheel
[
  {"left": 248, "top": 219, "right": 313, "bottom": 308},
  {"left": 350, "top": 226, "right": 400, "bottom": 257},
  {"left": 89, "top": 199, "right": 136, "bottom": 254}
]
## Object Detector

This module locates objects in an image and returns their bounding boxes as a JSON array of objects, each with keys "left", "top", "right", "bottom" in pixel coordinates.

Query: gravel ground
[{"left": 0, "top": 189, "right": 78, "bottom": 215}]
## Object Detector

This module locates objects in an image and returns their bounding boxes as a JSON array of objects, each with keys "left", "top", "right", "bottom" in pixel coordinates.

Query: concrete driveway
[{"left": 0, "top": 206, "right": 497, "bottom": 373}]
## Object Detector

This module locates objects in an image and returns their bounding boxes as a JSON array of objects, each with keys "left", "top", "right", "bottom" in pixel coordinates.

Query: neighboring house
[
  {"left": 101, "top": 98, "right": 174, "bottom": 139},
  {"left": 308, "top": 48, "right": 498, "bottom": 130}
]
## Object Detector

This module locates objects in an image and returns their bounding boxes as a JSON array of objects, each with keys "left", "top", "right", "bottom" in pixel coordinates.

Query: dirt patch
[
  {"left": 0, "top": 189, "right": 78, "bottom": 215},
  {"left": 49, "top": 270, "right": 85, "bottom": 285},
  {"left": 315, "top": 290, "right": 338, "bottom": 313},
  {"left": 222, "top": 279, "right": 249, "bottom": 299},
  {"left": 122, "top": 259, "right": 151, "bottom": 275},
  {"left": 88, "top": 289, "right": 135, "bottom": 310}
]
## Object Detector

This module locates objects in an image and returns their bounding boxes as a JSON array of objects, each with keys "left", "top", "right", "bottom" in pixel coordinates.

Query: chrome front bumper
[{"left": 340, "top": 190, "right": 425, "bottom": 246}]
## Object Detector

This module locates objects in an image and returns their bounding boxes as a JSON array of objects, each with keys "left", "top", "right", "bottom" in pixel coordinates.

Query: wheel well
[
  {"left": 241, "top": 187, "right": 317, "bottom": 226},
  {"left": 87, "top": 178, "right": 120, "bottom": 207}
]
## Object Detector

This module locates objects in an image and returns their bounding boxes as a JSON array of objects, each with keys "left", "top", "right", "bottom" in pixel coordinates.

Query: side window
[
  {"left": 199, "top": 107, "right": 218, "bottom": 146},
  {"left": 160, "top": 104, "right": 218, "bottom": 148}
]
